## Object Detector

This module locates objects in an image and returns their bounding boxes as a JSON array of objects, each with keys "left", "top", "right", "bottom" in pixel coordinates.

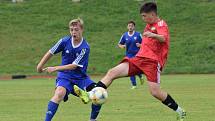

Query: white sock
[{"left": 176, "top": 106, "right": 183, "bottom": 114}]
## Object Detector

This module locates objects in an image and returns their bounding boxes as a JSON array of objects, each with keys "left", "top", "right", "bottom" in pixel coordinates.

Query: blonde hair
[{"left": 69, "top": 18, "right": 84, "bottom": 29}]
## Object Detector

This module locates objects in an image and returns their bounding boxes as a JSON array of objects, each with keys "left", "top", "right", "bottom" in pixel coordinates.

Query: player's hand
[
  {"left": 143, "top": 31, "right": 155, "bottom": 38},
  {"left": 43, "top": 67, "right": 57, "bottom": 73},
  {"left": 118, "top": 44, "right": 126, "bottom": 49},
  {"left": 136, "top": 43, "right": 141, "bottom": 48}
]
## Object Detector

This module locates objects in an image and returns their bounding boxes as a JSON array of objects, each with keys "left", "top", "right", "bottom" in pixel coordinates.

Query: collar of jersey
[
  {"left": 71, "top": 37, "right": 83, "bottom": 48},
  {"left": 128, "top": 31, "right": 135, "bottom": 37}
]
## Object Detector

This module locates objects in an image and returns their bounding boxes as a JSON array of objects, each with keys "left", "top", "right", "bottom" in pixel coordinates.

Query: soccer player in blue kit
[
  {"left": 37, "top": 18, "right": 101, "bottom": 121},
  {"left": 118, "top": 20, "right": 144, "bottom": 89}
]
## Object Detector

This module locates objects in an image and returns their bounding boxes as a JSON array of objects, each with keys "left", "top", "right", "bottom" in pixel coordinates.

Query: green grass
[
  {"left": 0, "top": 0, "right": 215, "bottom": 75},
  {"left": 0, "top": 74, "right": 215, "bottom": 121}
]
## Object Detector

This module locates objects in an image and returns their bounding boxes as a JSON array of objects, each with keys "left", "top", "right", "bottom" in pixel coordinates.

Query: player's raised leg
[
  {"left": 74, "top": 62, "right": 130, "bottom": 105},
  {"left": 74, "top": 85, "right": 90, "bottom": 104},
  {"left": 45, "top": 86, "right": 66, "bottom": 121},
  {"left": 97, "top": 62, "right": 129, "bottom": 88}
]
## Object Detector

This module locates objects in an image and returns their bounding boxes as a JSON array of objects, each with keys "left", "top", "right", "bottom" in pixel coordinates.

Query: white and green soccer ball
[{"left": 89, "top": 87, "right": 108, "bottom": 105}]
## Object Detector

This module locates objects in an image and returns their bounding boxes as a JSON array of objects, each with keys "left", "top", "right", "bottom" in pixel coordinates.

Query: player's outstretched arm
[
  {"left": 43, "top": 64, "right": 78, "bottom": 73},
  {"left": 37, "top": 51, "right": 53, "bottom": 73},
  {"left": 55, "top": 64, "right": 78, "bottom": 71}
]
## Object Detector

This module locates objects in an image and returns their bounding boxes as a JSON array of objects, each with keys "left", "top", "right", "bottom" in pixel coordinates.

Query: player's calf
[
  {"left": 148, "top": 82, "right": 186, "bottom": 120},
  {"left": 162, "top": 94, "right": 186, "bottom": 120}
]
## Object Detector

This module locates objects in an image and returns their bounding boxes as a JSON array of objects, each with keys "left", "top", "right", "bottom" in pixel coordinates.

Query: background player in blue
[
  {"left": 118, "top": 20, "right": 144, "bottom": 89},
  {"left": 36, "top": 18, "right": 101, "bottom": 121}
]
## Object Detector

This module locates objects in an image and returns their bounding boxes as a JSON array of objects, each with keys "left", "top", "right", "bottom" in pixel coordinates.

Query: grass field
[{"left": 0, "top": 74, "right": 215, "bottom": 121}]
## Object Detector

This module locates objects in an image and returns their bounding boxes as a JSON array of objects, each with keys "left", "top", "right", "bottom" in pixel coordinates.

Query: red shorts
[{"left": 121, "top": 57, "right": 161, "bottom": 83}]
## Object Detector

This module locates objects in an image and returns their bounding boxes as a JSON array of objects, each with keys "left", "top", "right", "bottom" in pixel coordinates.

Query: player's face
[
  {"left": 141, "top": 12, "right": 155, "bottom": 24},
  {"left": 69, "top": 24, "right": 83, "bottom": 40},
  {"left": 127, "top": 23, "right": 135, "bottom": 32}
]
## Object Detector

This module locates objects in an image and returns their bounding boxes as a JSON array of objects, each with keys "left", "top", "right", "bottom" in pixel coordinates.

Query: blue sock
[
  {"left": 45, "top": 101, "right": 59, "bottom": 121},
  {"left": 130, "top": 76, "right": 136, "bottom": 86},
  {"left": 90, "top": 104, "right": 102, "bottom": 120}
]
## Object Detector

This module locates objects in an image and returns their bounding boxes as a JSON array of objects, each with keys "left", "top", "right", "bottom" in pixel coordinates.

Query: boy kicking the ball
[
  {"left": 77, "top": 2, "right": 186, "bottom": 121},
  {"left": 37, "top": 18, "right": 101, "bottom": 121}
]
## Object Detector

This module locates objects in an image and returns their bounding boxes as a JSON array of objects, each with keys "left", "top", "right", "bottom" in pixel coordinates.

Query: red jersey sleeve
[{"left": 156, "top": 20, "right": 169, "bottom": 42}]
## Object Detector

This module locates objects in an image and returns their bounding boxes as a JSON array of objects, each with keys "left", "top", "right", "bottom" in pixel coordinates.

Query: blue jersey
[
  {"left": 50, "top": 36, "right": 90, "bottom": 80},
  {"left": 119, "top": 31, "right": 142, "bottom": 58}
]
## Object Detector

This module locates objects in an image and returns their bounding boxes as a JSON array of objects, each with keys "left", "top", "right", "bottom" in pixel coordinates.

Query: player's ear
[
  {"left": 79, "top": 24, "right": 84, "bottom": 31},
  {"left": 80, "top": 27, "right": 84, "bottom": 32},
  {"left": 151, "top": 12, "right": 157, "bottom": 17}
]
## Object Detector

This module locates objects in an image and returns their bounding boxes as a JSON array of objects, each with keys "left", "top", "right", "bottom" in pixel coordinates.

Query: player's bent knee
[
  {"left": 52, "top": 94, "right": 65, "bottom": 103},
  {"left": 150, "top": 90, "right": 159, "bottom": 98},
  {"left": 54, "top": 87, "right": 66, "bottom": 101},
  {"left": 149, "top": 86, "right": 160, "bottom": 98}
]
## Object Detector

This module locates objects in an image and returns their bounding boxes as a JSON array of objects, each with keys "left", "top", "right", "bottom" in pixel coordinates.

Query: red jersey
[{"left": 136, "top": 19, "right": 170, "bottom": 69}]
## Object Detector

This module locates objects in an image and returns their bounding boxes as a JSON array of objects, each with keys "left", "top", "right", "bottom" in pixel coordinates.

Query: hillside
[{"left": 0, "top": 0, "right": 214, "bottom": 75}]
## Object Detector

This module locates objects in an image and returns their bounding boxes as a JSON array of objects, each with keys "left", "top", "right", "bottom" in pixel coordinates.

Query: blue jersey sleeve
[
  {"left": 49, "top": 38, "right": 65, "bottom": 55},
  {"left": 118, "top": 34, "right": 126, "bottom": 45},
  {"left": 72, "top": 48, "right": 90, "bottom": 67},
  {"left": 137, "top": 32, "right": 142, "bottom": 43}
]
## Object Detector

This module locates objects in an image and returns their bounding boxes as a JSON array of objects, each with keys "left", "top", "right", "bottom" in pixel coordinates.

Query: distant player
[
  {"left": 36, "top": 18, "right": 101, "bottom": 121},
  {"left": 76, "top": 2, "right": 187, "bottom": 121},
  {"left": 118, "top": 20, "right": 144, "bottom": 89}
]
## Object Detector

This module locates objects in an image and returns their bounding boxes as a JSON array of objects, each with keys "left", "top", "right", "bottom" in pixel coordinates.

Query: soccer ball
[{"left": 89, "top": 87, "right": 108, "bottom": 105}]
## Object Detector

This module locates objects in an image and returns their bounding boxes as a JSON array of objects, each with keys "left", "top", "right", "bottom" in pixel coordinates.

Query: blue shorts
[
  {"left": 55, "top": 77, "right": 95, "bottom": 102},
  {"left": 126, "top": 54, "right": 135, "bottom": 58}
]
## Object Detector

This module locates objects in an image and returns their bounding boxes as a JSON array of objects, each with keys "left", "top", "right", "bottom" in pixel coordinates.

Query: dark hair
[
  {"left": 127, "top": 20, "right": 136, "bottom": 26},
  {"left": 140, "top": 2, "right": 157, "bottom": 14}
]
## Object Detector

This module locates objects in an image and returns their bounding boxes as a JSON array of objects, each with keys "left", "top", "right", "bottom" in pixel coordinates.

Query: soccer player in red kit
[{"left": 76, "top": 2, "right": 186, "bottom": 121}]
